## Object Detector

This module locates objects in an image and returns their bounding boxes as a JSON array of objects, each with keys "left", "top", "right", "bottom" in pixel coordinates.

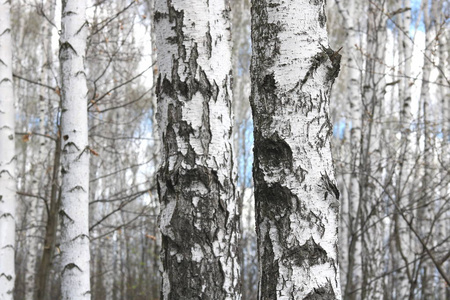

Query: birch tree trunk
[
  {"left": 394, "top": 1, "right": 415, "bottom": 297},
  {"left": 154, "top": 0, "right": 240, "bottom": 299},
  {"left": 251, "top": 1, "right": 341, "bottom": 298},
  {"left": 59, "top": 0, "right": 90, "bottom": 299},
  {"left": 334, "top": 1, "right": 363, "bottom": 297},
  {"left": 0, "top": 2, "right": 16, "bottom": 299},
  {"left": 25, "top": 3, "right": 55, "bottom": 296}
]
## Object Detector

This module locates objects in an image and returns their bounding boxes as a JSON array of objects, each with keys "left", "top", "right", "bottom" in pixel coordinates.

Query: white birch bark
[
  {"left": 155, "top": 0, "right": 240, "bottom": 298},
  {"left": 59, "top": 0, "right": 91, "bottom": 299},
  {"left": 0, "top": 2, "right": 16, "bottom": 299},
  {"left": 251, "top": 1, "right": 341, "bottom": 298}
]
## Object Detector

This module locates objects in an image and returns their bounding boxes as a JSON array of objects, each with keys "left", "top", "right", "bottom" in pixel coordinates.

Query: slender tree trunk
[
  {"left": 251, "top": 1, "right": 341, "bottom": 298},
  {"left": 25, "top": 3, "right": 55, "bottom": 296},
  {"left": 59, "top": 0, "right": 91, "bottom": 299},
  {"left": 334, "top": 1, "right": 363, "bottom": 298},
  {"left": 154, "top": 0, "right": 240, "bottom": 299},
  {"left": 36, "top": 134, "right": 61, "bottom": 300},
  {"left": 438, "top": 14, "right": 450, "bottom": 300},
  {"left": 394, "top": 2, "right": 415, "bottom": 298},
  {"left": 0, "top": 2, "right": 16, "bottom": 299}
]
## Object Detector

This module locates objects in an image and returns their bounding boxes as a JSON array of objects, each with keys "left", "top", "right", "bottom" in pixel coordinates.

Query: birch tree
[
  {"left": 251, "top": 0, "right": 341, "bottom": 298},
  {"left": 154, "top": 0, "right": 240, "bottom": 298},
  {"left": 0, "top": 1, "right": 16, "bottom": 299},
  {"left": 59, "top": 0, "right": 90, "bottom": 299}
]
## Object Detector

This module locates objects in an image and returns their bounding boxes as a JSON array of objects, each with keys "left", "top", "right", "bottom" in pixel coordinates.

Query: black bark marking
[
  {"left": 72, "top": 234, "right": 90, "bottom": 242},
  {"left": 61, "top": 263, "right": 82, "bottom": 275},
  {"left": 206, "top": 22, "right": 212, "bottom": 58},
  {"left": 164, "top": 126, "right": 178, "bottom": 157},
  {"left": 200, "top": 92, "right": 212, "bottom": 153},
  {"left": 0, "top": 273, "right": 13, "bottom": 281},
  {"left": 154, "top": 11, "right": 168, "bottom": 23},
  {"left": 212, "top": 80, "right": 219, "bottom": 102},
  {"left": 178, "top": 120, "right": 194, "bottom": 140},
  {"left": 255, "top": 177, "right": 297, "bottom": 248},
  {"left": 321, "top": 172, "right": 340, "bottom": 200},
  {"left": 309, "top": 0, "right": 322, "bottom": 5},
  {"left": 0, "top": 213, "right": 13, "bottom": 219},
  {"left": 185, "top": 144, "right": 196, "bottom": 167},
  {"left": 59, "top": 42, "right": 78, "bottom": 58},
  {"left": 0, "top": 28, "right": 11, "bottom": 36},
  {"left": 199, "top": 69, "right": 213, "bottom": 99},
  {"left": 319, "top": 44, "right": 342, "bottom": 82},
  {"left": 168, "top": 5, "right": 186, "bottom": 60},
  {"left": 62, "top": 141, "right": 80, "bottom": 152},
  {"left": 289, "top": 237, "right": 328, "bottom": 268},
  {"left": 306, "top": 211, "right": 326, "bottom": 238},
  {"left": 255, "top": 133, "right": 293, "bottom": 171},
  {"left": 68, "top": 185, "right": 85, "bottom": 193},
  {"left": 259, "top": 228, "right": 279, "bottom": 300},
  {"left": 303, "top": 280, "right": 336, "bottom": 300},
  {"left": 262, "top": 73, "right": 276, "bottom": 94},
  {"left": 318, "top": 5, "right": 327, "bottom": 28},
  {"left": 59, "top": 210, "right": 74, "bottom": 223},
  {"left": 300, "top": 51, "right": 328, "bottom": 89}
]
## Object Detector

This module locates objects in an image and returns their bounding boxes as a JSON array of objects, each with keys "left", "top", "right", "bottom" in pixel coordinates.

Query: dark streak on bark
[
  {"left": 206, "top": 22, "right": 212, "bottom": 59},
  {"left": 255, "top": 132, "right": 293, "bottom": 171},
  {"left": 288, "top": 237, "right": 328, "bottom": 268},
  {"left": 303, "top": 281, "right": 336, "bottom": 300}
]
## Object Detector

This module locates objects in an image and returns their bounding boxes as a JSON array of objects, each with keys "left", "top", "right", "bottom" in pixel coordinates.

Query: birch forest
[{"left": 0, "top": 0, "right": 448, "bottom": 299}]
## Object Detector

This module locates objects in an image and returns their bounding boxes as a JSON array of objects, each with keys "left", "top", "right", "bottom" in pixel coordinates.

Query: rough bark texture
[
  {"left": 59, "top": 0, "right": 91, "bottom": 299},
  {"left": 154, "top": 1, "right": 240, "bottom": 299},
  {"left": 0, "top": 1, "right": 16, "bottom": 299},
  {"left": 250, "top": 1, "right": 341, "bottom": 299}
]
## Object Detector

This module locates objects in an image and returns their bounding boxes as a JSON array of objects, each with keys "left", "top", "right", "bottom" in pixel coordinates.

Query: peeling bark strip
[
  {"left": 0, "top": 2, "right": 16, "bottom": 300},
  {"left": 59, "top": 0, "right": 91, "bottom": 299},
  {"left": 154, "top": 1, "right": 240, "bottom": 299},
  {"left": 250, "top": 0, "right": 342, "bottom": 299}
]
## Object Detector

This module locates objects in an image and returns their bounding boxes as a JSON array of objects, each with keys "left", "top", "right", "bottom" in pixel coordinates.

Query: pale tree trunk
[
  {"left": 59, "top": 0, "right": 91, "bottom": 299},
  {"left": 251, "top": 0, "right": 341, "bottom": 298},
  {"left": 0, "top": 2, "right": 16, "bottom": 299},
  {"left": 419, "top": 1, "right": 436, "bottom": 297},
  {"left": 359, "top": 1, "right": 387, "bottom": 296},
  {"left": 154, "top": 0, "right": 240, "bottom": 299},
  {"left": 394, "top": 1, "right": 415, "bottom": 297},
  {"left": 438, "top": 15, "right": 450, "bottom": 300},
  {"left": 25, "top": 6, "right": 54, "bottom": 297},
  {"left": 334, "top": 1, "right": 363, "bottom": 298}
]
